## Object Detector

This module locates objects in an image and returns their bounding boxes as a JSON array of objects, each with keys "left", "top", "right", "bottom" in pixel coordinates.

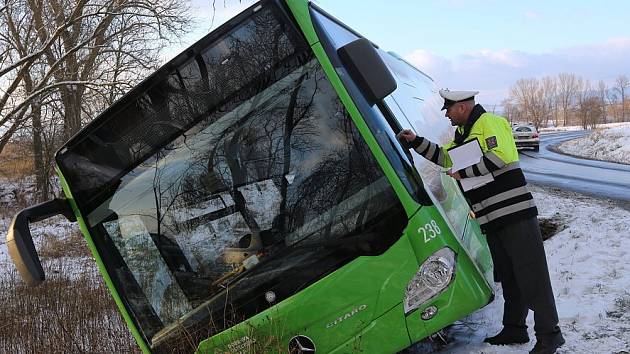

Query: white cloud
[
  {"left": 403, "top": 37, "right": 630, "bottom": 106},
  {"left": 404, "top": 49, "right": 453, "bottom": 80},
  {"left": 460, "top": 49, "right": 528, "bottom": 68}
]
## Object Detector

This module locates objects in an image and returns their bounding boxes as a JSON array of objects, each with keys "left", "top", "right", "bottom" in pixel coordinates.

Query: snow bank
[
  {"left": 540, "top": 125, "right": 586, "bottom": 133},
  {"left": 557, "top": 123, "right": 630, "bottom": 165},
  {"left": 540, "top": 122, "right": 630, "bottom": 134}
]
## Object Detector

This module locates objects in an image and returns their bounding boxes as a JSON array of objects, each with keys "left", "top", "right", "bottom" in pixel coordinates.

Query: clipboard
[
  {"left": 446, "top": 139, "right": 494, "bottom": 191},
  {"left": 447, "top": 139, "right": 484, "bottom": 172}
]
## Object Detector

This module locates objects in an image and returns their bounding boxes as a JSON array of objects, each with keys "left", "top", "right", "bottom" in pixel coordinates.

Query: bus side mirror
[
  {"left": 6, "top": 198, "right": 76, "bottom": 286},
  {"left": 337, "top": 38, "right": 397, "bottom": 105}
]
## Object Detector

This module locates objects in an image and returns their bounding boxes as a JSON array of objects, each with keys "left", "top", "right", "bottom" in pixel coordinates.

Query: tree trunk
[
  {"left": 622, "top": 90, "right": 626, "bottom": 122},
  {"left": 31, "top": 100, "right": 49, "bottom": 201},
  {"left": 61, "top": 85, "right": 84, "bottom": 140},
  {"left": 563, "top": 108, "right": 568, "bottom": 126}
]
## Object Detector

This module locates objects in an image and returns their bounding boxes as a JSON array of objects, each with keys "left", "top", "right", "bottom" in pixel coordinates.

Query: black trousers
[{"left": 486, "top": 216, "right": 560, "bottom": 335}]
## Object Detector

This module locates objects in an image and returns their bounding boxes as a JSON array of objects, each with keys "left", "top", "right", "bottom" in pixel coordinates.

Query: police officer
[{"left": 397, "top": 89, "right": 565, "bottom": 354}]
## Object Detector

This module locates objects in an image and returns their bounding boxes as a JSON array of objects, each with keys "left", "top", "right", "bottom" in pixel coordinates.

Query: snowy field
[
  {"left": 1, "top": 124, "right": 629, "bottom": 353},
  {"left": 539, "top": 122, "right": 630, "bottom": 134},
  {"left": 430, "top": 185, "right": 630, "bottom": 354},
  {"left": 556, "top": 122, "right": 630, "bottom": 165}
]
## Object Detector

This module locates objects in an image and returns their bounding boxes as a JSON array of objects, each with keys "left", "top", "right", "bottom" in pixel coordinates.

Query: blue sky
[
  {"left": 314, "top": 0, "right": 628, "bottom": 57},
  {"left": 181, "top": 0, "right": 630, "bottom": 106}
]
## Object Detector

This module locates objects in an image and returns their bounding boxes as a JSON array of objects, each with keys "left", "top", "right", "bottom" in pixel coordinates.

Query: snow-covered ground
[
  {"left": 0, "top": 214, "right": 85, "bottom": 279},
  {"left": 556, "top": 123, "right": 630, "bottom": 165},
  {"left": 539, "top": 122, "right": 630, "bottom": 134},
  {"left": 434, "top": 185, "right": 630, "bottom": 354},
  {"left": 539, "top": 126, "right": 587, "bottom": 133}
]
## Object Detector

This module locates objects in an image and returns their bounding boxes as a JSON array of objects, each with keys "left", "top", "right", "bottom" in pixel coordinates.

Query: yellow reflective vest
[
  {"left": 410, "top": 107, "right": 537, "bottom": 232},
  {"left": 443, "top": 112, "right": 519, "bottom": 168}
]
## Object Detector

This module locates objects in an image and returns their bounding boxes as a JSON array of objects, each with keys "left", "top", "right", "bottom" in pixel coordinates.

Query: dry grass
[
  {"left": 38, "top": 228, "right": 92, "bottom": 259},
  {"left": 0, "top": 142, "right": 34, "bottom": 180},
  {"left": 0, "top": 142, "right": 36, "bottom": 216},
  {"left": 0, "top": 233, "right": 140, "bottom": 353}
]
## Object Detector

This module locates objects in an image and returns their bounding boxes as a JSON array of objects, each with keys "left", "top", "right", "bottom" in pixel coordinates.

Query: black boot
[
  {"left": 529, "top": 332, "right": 565, "bottom": 354},
  {"left": 484, "top": 325, "right": 530, "bottom": 345}
]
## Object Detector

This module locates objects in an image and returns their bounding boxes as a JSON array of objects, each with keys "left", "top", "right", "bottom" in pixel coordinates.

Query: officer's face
[{"left": 445, "top": 102, "right": 466, "bottom": 126}]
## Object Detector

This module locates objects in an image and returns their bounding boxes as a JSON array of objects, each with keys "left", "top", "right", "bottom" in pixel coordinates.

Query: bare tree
[
  {"left": 614, "top": 74, "right": 629, "bottom": 121},
  {"left": 541, "top": 75, "right": 557, "bottom": 127},
  {"left": 575, "top": 79, "right": 599, "bottom": 129},
  {"left": 606, "top": 87, "right": 620, "bottom": 122},
  {"left": 1, "top": 0, "right": 191, "bottom": 198},
  {"left": 501, "top": 98, "right": 521, "bottom": 124},
  {"left": 27, "top": 0, "right": 190, "bottom": 139},
  {"left": 597, "top": 80, "right": 608, "bottom": 124},
  {"left": 509, "top": 78, "right": 549, "bottom": 129},
  {"left": 509, "top": 78, "right": 536, "bottom": 125},
  {"left": 1, "top": 0, "right": 191, "bottom": 147},
  {"left": 556, "top": 73, "right": 580, "bottom": 126}
]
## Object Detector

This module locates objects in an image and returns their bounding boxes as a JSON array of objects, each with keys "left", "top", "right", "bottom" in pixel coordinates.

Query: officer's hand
[
  {"left": 397, "top": 129, "right": 416, "bottom": 142},
  {"left": 447, "top": 169, "right": 461, "bottom": 180}
]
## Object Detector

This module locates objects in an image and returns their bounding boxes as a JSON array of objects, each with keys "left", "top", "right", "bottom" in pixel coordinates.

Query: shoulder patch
[{"left": 485, "top": 136, "right": 498, "bottom": 149}]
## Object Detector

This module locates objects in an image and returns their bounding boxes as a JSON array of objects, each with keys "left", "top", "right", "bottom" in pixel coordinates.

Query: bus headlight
[{"left": 404, "top": 247, "right": 456, "bottom": 315}]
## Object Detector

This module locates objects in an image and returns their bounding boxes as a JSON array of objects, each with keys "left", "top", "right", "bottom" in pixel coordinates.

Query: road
[{"left": 518, "top": 130, "right": 630, "bottom": 207}]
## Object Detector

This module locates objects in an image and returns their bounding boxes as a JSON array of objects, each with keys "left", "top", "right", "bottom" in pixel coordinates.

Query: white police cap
[{"left": 439, "top": 89, "right": 478, "bottom": 110}]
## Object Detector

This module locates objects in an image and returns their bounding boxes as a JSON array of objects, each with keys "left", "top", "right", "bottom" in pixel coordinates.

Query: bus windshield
[{"left": 56, "top": 1, "right": 406, "bottom": 350}]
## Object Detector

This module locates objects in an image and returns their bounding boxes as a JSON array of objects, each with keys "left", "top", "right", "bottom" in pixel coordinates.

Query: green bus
[{"left": 6, "top": 0, "right": 494, "bottom": 352}]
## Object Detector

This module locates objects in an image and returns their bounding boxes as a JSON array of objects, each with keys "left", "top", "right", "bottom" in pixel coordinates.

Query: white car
[{"left": 512, "top": 123, "right": 540, "bottom": 151}]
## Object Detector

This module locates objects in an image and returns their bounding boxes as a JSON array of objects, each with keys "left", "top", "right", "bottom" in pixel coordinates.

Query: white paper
[
  {"left": 448, "top": 139, "right": 483, "bottom": 171},
  {"left": 447, "top": 139, "right": 494, "bottom": 191},
  {"left": 459, "top": 174, "right": 494, "bottom": 191}
]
